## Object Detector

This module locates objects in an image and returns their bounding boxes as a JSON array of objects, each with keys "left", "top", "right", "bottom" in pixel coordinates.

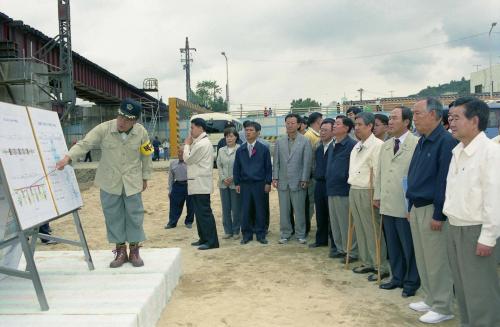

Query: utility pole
[
  {"left": 357, "top": 88, "right": 364, "bottom": 102},
  {"left": 488, "top": 22, "right": 497, "bottom": 99},
  {"left": 473, "top": 64, "right": 481, "bottom": 72},
  {"left": 180, "top": 37, "right": 196, "bottom": 102},
  {"left": 389, "top": 90, "right": 394, "bottom": 98}
]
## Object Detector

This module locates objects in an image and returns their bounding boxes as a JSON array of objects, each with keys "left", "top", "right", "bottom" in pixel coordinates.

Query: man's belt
[
  {"left": 413, "top": 198, "right": 433, "bottom": 208},
  {"left": 174, "top": 180, "right": 188, "bottom": 185}
]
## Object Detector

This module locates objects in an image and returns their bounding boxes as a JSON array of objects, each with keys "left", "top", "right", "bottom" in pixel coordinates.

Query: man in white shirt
[
  {"left": 348, "top": 112, "right": 389, "bottom": 281},
  {"left": 444, "top": 97, "right": 500, "bottom": 327}
]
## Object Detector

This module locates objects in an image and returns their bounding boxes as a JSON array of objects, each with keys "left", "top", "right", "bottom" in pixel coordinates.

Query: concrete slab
[{"left": 0, "top": 248, "right": 182, "bottom": 327}]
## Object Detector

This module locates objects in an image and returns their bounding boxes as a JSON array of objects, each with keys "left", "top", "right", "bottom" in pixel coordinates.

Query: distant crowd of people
[{"left": 152, "top": 136, "right": 170, "bottom": 161}]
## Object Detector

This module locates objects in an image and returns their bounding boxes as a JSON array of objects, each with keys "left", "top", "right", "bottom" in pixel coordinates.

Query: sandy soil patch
[{"left": 41, "top": 169, "right": 457, "bottom": 327}]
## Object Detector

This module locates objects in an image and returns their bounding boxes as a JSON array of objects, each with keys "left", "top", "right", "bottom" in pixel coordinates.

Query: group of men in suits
[
  {"left": 181, "top": 98, "right": 499, "bottom": 325},
  {"left": 270, "top": 98, "right": 499, "bottom": 325}
]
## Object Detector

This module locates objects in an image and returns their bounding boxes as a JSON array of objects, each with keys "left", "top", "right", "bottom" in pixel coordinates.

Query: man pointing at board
[{"left": 56, "top": 98, "right": 153, "bottom": 268}]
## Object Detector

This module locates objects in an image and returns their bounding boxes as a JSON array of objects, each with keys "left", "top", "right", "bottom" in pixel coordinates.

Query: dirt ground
[{"left": 42, "top": 168, "right": 458, "bottom": 327}]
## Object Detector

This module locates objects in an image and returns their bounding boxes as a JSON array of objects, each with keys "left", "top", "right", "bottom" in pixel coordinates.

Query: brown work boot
[
  {"left": 129, "top": 244, "right": 144, "bottom": 267},
  {"left": 109, "top": 244, "right": 128, "bottom": 268}
]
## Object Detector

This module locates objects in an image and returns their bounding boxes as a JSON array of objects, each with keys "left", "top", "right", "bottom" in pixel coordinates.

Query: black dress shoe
[
  {"left": 380, "top": 281, "right": 402, "bottom": 290},
  {"left": 352, "top": 266, "right": 375, "bottom": 274},
  {"left": 198, "top": 244, "right": 217, "bottom": 250},
  {"left": 402, "top": 290, "right": 416, "bottom": 298},
  {"left": 164, "top": 224, "right": 176, "bottom": 229},
  {"left": 191, "top": 240, "right": 204, "bottom": 246},
  {"left": 257, "top": 239, "right": 268, "bottom": 244},
  {"left": 367, "top": 271, "right": 390, "bottom": 282},
  {"left": 341, "top": 256, "right": 358, "bottom": 264},
  {"left": 240, "top": 239, "right": 251, "bottom": 245},
  {"left": 329, "top": 251, "right": 345, "bottom": 259},
  {"left": 309, "top": 243, "right": 327, "bottom": 248}
]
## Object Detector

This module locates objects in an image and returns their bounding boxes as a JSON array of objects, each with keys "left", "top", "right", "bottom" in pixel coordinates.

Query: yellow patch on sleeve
[{"left": 140, "top": 140, "right": 153, "bottom": 156}]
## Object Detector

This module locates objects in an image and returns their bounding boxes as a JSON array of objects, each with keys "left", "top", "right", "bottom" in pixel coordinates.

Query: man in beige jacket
[
  {"left": 184, "top": 118, "right": 219, "bottom": 250},
  {"left": 374, "top": 107, "right": 420, "bottom": 297},
  {"left": 56, "top": 98, "right": 152, "bottom": 268}
]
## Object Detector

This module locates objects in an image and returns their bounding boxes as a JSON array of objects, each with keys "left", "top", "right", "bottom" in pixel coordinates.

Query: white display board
[
  {"left": 0, "top": 102, "right": 83, "bottom": 230},
  {"left": 28, "top": 107, "right": 83, "bottom": 215},
  {"left": 0, "top": 102, "right": 57, "bottom": 229},
  {"left": 0, "top": 179, "right": 21, "bottom": 281}
]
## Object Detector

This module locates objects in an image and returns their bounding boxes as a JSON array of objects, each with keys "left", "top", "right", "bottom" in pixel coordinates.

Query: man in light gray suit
[{"left": 272, "top": 113, "right": 313, "bottom": 244}]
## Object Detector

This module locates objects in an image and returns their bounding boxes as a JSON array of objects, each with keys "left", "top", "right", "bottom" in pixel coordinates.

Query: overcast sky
[{"left": 2, "top": 0, "right": 500, "bottom": 111}]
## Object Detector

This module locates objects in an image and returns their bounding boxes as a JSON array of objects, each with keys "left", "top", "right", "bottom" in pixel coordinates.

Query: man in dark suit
[
  {"left": 326, "top": 115, "right": 358, "bottom": 262},
  {"left": 309, "top": 118, "right": 336, "bottom": 252},
  {"left": 233, "top": 121, "right": 272, "bottom": 244}
]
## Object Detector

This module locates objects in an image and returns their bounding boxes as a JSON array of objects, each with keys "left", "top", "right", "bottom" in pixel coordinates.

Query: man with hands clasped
[
  {"left": 233, "top": 121, "right": 272, "bottom": 245},
  {"left": 273, "top": 113, "right": 312, "bottom": 245}
]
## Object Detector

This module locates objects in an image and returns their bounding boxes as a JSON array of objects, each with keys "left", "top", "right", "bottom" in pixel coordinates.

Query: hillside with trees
[{"left": 409, "top": 78, "right": 470, "bottom": 97}]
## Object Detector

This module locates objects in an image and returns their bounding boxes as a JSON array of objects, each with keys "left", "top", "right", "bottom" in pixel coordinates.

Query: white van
[{"left": 190, "top": 113, "right": 243, "bottom": 159}]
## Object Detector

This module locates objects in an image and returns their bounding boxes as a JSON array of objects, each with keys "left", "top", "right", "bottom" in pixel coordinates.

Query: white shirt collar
[
  {"left": 193, "top": 132, "right": 207, "bottom": 143},
  {"left": 323, "top": 138, "right": 334, "bottom": 148},
  {"left": 453, "top": 132, "right": 488, "bottom": 157},
  {"left": 395, "top": 130, "right": 410, "bottom": 145}
]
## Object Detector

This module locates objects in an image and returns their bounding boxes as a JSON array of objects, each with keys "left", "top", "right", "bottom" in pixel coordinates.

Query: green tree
[
  {"left": 196, "top": 80, "right": 222, "bottom": 102},
  {"left": 290, "top": 98, "right": 321, "bottom": 109},
  {"left": 192, "top": 80, "right": 227, "bottom": 112}
]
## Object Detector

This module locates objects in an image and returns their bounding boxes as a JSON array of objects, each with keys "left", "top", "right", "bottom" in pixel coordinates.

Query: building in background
[{"left": 470, "top": 64, "right": 500, "bottom": 94}]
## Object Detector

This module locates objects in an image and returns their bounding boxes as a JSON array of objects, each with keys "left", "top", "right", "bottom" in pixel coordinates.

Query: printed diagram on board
[
  {"left": 13, "top": 184, "right": 48, "bottom": 207},
  {"left": 28, "top": 107, "right": 83, "bottom": 215}
]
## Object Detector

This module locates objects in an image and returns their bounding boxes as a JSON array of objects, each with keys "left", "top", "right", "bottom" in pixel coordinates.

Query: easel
[{"left": 0, "top": 161, "right": 94, "bottom": 311}]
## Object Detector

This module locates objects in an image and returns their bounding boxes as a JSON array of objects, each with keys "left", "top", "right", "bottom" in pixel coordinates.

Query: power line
[{"left": 232, "top": 32, "right": 488, "bottom": 64}]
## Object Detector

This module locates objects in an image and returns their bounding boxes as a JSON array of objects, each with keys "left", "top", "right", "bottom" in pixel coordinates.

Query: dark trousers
[
  {"left": 192, "top": 194, "right": 219, "bottom": 248},
  {"left": 168, "top": 182, "right": 194, "bottom": 226},
  {"left": 305, "top": 188, "right": 311, "bottom": 234},
  {"left": 84, "top": 151, "right": 92, "bottom": 162},
  {"left": 383, "top": 215, "right": 420, "bottom": 292},
  {"left": 314, "top": 181, "right": 335, "bottom": 249},
  {"left": 248, "top": 188, "right": 270, "bottom": 232},
  {"left": 264, "top": 192, "right": 270, "bottom": 231},
  {"left": 241, "top": 182, "right": 267, "bottom": 241},
  {"left": 39, "top": 223, "right": 50, "bottom": 234},
  {"left": 153, "top": 148, "right": 160, "bottom": 161},
  {"left": 38, "top": 223, "right": 51, "bottom": 243}
]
